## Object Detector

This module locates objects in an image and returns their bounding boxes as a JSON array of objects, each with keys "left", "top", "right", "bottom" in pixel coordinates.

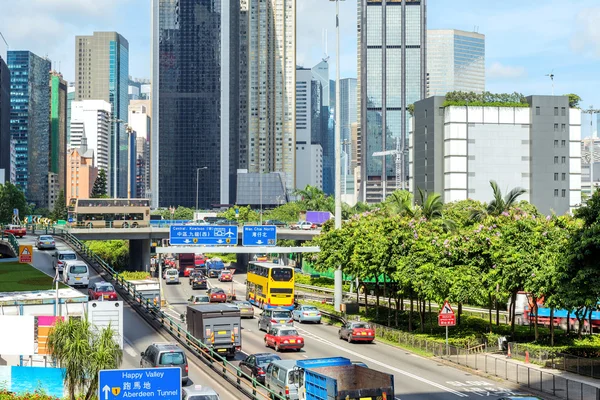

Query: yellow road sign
[{"left": 19, "top": 245, "right": 33, "bottom": 264}]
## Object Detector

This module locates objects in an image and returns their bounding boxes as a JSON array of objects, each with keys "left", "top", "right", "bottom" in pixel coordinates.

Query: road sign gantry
[{"left": 169, "top": 225, "right": 238, "bottom": 246}]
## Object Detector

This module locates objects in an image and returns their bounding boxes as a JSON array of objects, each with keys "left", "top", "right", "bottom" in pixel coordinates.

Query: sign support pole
[{"left": 446, "top": 326, "right": 449, "bottom": 356}]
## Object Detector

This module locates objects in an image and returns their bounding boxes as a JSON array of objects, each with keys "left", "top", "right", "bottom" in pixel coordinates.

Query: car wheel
[
  {"left": 123, "top": 222, "right": 129, "bottom": 228},
  {"left": 338, "top": 331, "right": 343, "bottom": 340},
  {"left": 264, "top": 339, "right": 269, "bottom": 347},
  {"left": 347, "top": 336, "right": 352, "bottom": 344},
  {"left": 275, "top": 344, "right": 280, "bottom": 352},
  {"left": 132, "top": 222, "right": 139, "bottom": 228},
  {"left": 258, "top": 321, "right": 262, "bottom": 331}
]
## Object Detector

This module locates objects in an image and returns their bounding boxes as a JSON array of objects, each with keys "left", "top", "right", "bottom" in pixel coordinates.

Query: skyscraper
[
  {"left": 312, "top": 60, "right": 333, "bottom": 194},
  {"left": 357, "top": 0, "right": 426, "bottom": 203},
  {"left": 49, "top": 71, "right": 68, "bottom": 209},
  {"left": 129, "top": 101, "right": 151, "bottom": 199},
  {"left": 427, "top": 29, "right": 485, "bottom": 96},
  {"left": 245, "top": 0, "right": 296, "bottom": 192},
  {"left": 0, "top": 54, "right": 9, "bottom": 183},
  {"left": 340, "top": 78, "right": 357, "bottom": 196},
  {"left": 152, "top": 0, "right": 240, "bottom": 209},
  {"left": 69, "top": 100, "right": 111, "bottom": 174},
  {"left": 75, "top": 32, "right": 129, "bottom": 198},
  {"left": 8, "top": 50, "right": 51, "bottom": 207}
]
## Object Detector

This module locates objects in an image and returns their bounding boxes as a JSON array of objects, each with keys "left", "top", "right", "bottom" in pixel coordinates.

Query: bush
[
  {"left": 86, "top": 240, "right": 129, "bottom": 270},
  {"left": 118, "top": 271, "right": 152, "bottom": 281},
  {"left": 0, "top": 390, "right": 60, "bottom": 399},
  {"left": 295, "top": 275, "right": 351, "bottom": 291}
]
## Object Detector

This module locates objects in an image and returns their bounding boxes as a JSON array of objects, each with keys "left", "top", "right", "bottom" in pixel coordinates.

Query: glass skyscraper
[
  {"left": 357, "top": 0, "right": 426, "bottom": 203},
  {"left": 8, "top": 50, "right": 51, "bottom": 207},
  {"left": 151, "top": 0, "right": 240, "bottom": 208},
  {"left": 312, "top": 60, "right": 334, "bottom": 194},
  {"left": 0, "top": 55, "right": 9, "bottom": 181},
  {"left": 75, "top": 32, "right": 129, "bottom": 198},
  {"left": 427, "top": 29, "right": 485, "bottom": 96},
  {"left": 49, "top": 72, "right": 68, "bottom": 208}
]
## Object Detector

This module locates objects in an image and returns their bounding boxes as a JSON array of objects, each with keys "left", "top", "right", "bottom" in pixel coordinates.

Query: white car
[
  {"left": 164, "top": 269, "right": 180, "bottom": 284},
  {"left": 291, "top": 221, "right": 315, "bottom": 230}
]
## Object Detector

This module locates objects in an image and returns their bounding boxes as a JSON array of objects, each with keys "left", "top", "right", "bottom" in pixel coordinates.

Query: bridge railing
[
  {"left": 56, "top": 230, "right": 286, "bottom": 400},
  {"left": 0, "top": 231, "right": 19, "bottom": 256}
]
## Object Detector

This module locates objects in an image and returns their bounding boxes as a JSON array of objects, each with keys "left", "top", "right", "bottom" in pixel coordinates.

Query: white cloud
[
  {"left": 570, "top": 7, "right": 600, "bottom": 57},
  {"left": 487, "top": 62, "right": 526, "bottom": 79}
]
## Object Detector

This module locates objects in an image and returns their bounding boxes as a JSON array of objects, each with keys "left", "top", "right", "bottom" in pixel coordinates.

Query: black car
[
  {"left": 263, "top": 220, "right": 286, "bottom": 227},
  {"left": 192, "top": 276, "right": 208, "bottom": 290},
  {"left": 239, "top": 353, "right": 282, "bottom": 383}
]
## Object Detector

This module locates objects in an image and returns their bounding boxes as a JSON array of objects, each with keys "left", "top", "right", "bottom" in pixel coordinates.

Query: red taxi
[
  {"left": 88, "top": 282, "right": 118, "bottom": 301},
  {"left": 207, "top": 287, "right": 227, "bottom": 303},
  {"left": 264, "top": 326, "right": 304, "bottom": 352},
  {"left": 218, "top": 270, "right": 233, "bottom": 282},
  {"left": 4, "top": 224, "right": 26, "bottom": 238},
  {"left": 183, "top": 266, "right": 195, "bottom": 277},
  {"left": 338, "top": 322, "right": 375, "bottom": 343}
]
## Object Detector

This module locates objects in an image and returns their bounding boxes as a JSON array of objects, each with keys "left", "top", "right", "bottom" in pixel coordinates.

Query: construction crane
[{"left": 372, "top": 136, "right": 403, "bottom": 198}]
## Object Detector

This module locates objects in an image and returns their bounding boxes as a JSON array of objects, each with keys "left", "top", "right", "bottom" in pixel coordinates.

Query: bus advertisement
[{"left": 246, "top": 262, "right": 294, "bottom": 310}]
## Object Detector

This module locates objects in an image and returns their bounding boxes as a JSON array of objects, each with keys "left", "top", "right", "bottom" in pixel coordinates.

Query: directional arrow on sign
[
  {"left": 102, "top": 385, "right": 110, "bottom": 400},
  {"left": 256, "top": 240, "right": 263, "bottom": 244},
  {"left": 183, "top": 239, "right": 191, "bottom": 244},
  {"left": 217, "top": 239, "right": 224, "bottom": 244}
]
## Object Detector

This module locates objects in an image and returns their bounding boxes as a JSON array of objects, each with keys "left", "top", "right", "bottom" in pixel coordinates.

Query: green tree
[
  {"left": 218, "top": 205, "right": 259, "bottom": 222},
  {"left": 91, "top": 169, "right": 108, "bottom": 198},
  {"left": 471, "top": 180, "right": 526, "bottom": 221},
  {"left": 565, "top": 93, "right": 581, "bottom": 108},
  {"left": 51, "top": 190, "right": 68, "bottom": 221},
  {"left": 293, "top": 185, "right": 331, "bottom": 211},
  {"left": 47, "top": 316, "right": 122, "bottom": 400},
  {"left": 32, "top": 207, "right": 50, "bottom": 218},
  {"left": 86, "top": 240, "right": 129, "bottom": 270},
  {"left": 264, "top": 201, "right": 305, "bottom": 222},
  {"left": 0, "top": 182, "right": 30, "bottom": 223}
]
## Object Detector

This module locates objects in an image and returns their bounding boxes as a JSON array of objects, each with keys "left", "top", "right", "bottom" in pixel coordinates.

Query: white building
[
  {"left": 69, "top": 100, "right": 111, "bottom": 174},
  {"left": 410, "top": 95, "right": 581, "bottom": 215},
  {"left": 129, "top": 101, "right": 151, "bottom": 199}
]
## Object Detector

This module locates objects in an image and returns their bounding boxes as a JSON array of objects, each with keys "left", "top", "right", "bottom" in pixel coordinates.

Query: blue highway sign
[
  {"left": 169, "top": 225, "right": 238, "bottom": 246},
  {"left": 243, "top": 225, "right": 277, "bottom": 246},
  {"left": 98, "top": 367, "right": 180, "bottom": 400}
]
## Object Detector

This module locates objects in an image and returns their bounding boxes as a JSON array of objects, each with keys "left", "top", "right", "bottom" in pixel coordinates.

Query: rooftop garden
[{"left": 442, "top": 91, "right": 529, "bottom": 108}]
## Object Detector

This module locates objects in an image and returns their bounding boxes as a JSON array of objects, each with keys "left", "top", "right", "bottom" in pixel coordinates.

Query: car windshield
[
  {"left": 159, "top": 352, "right": 185, "bottom": 365},
  {"left": 40, "top": 236, "right": 53, "bottom": 240},
  {"left": 303, "top": 306, "right": 317, "bottom": 311},
  {"left": 196, "top": 296, "right": 210, "bottom": 302},
  {"left": 271, "top": 268, "right": 292, "bottom": 281},
  {"left": 238, "top": 301, "right": 252, "bottom": 307},
  {"left": 272, "top": 311, "right": 290, "bottom": 318},
  {"left": 212, "top": 289, "right": 224, "bottom": 294},
  {"left": 96, "top": 284, "right": 114, "bottom": 292},
  {"left": 279, "top": 329, "right": 298, "bottom": 336},
  {"left": 166, "top": 270, "right": 178, "bottom": 275},
  {"left": 256, "top": 355, "right": 280, "bottom": 368},
  {"left": 352, "top": 323, "right": 371, "bottom": 329},
  {"left": 69, "top": 265, "right": 87, "bottom": 274},
  {"left": 61, "top": 253, "right": 76, "bottom": 260}
]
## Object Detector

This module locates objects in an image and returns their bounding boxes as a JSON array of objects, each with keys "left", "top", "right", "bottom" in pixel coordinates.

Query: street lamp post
[
  {"left": 251, "top": 164, "right": 263, "bottom": 224},
  {"left": 329, "top": 0, "right": 344, "bottom": 312},
  {"left": 196, "top": 167, "right": 208, "bottom": 213}
]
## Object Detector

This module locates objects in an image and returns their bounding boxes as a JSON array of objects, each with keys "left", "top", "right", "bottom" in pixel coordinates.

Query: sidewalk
[{"left": 439, "top": 350, "right": 600, "bottom": 400}]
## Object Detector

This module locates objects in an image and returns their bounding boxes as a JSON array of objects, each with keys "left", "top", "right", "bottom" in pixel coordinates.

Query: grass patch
[
  {"left": 295, "top": 274, "right": 351, "bottom": 291},
  {"left": 0, "top": 262, "right": 67, "bottom": 292}
]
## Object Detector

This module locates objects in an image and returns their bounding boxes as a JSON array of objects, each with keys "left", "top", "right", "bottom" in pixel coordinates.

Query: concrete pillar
[
  {"left": 236, "top": 253, "right": 249, "bottom": 273},
  {"left": 129, "top": 239, "right": 151, "bottom": 271}
]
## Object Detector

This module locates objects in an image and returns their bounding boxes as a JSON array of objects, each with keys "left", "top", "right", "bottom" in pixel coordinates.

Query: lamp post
[
  {"left": 196, "top": 167, "right": 208, "bottom": 213},
  {"left": 251, "top": 164, "right": 263, "bottom": 224},
  {"left": 329, "top": 0, "right": 344, "bottom": 312}
]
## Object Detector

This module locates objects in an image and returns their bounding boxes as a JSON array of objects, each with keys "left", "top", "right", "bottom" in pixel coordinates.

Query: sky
[{"left": 1, "top": 0, "right": 599, "bottom": 134}]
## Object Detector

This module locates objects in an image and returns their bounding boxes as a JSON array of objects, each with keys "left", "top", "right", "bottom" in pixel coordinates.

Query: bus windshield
[{"left": 271, "top": 268, "right": 292, "bottom": 281}]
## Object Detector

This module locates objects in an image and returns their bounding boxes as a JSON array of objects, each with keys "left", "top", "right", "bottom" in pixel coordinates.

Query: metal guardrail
[
  {"left": 0, "top": 231, "right": 19, "bottom": 256},
  {"left": 56, "top": 230, "right": 286, "bottom": 400},
  {"left": 295, "top": 283, "right": 510, "bottom": 318}
]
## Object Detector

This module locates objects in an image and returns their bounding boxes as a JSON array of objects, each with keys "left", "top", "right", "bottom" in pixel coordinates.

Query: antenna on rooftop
[{"left": 545, "top": 70, "right": 555, "bottom": 96}]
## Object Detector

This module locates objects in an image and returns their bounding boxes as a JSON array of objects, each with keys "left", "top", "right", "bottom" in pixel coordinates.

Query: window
[
  {"left": 424, "top": 109, "right": 427, "bottom": 118},
  {"left": 554, "top": 124, "right": 559, "bottom": 132},
  {"left": 554, "top": 107, "right": 559, "bottom": 116},
  {"left": 561, "top": 156, "right": 566, "bottom": 164},
  {"left": 562, "top": 173, "right": 566, "bottom": 181},
  {"left": 561, "top": 189, "right": 566, "bottom": 197},
  {"left": 561, "top": 107, "right": 566, "bottom": 116},
  {"left": 561, "top": 140, "right": 566, "bottom": 147},
  {"left": 554, "top": 140, "right": 559, "bottom": 148},
  {"left": 536, "top": 106, "right": 540, "bottom": 115},
  {"left": 554, "top": 173, "right": 559, "bottom": 181},
  {"left": 554, "top": 189, "right": 559, "bottom": 197},
  {"left": 561, "top": 124, "right": 566, "bottom": 132},
  {"left": 554, "top": 156, "right": 559, "bottom": 164}
]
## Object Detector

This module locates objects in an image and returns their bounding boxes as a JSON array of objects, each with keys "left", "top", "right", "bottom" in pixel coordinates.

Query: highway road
[
  {"left": 20, "top": 235, "right": 240, "bottom": 400},
  {"left": 162, "top": 271, "right": 531, "bottom": 400}
]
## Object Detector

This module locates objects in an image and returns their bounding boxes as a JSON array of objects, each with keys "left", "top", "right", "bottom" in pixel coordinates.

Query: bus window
[{"left": 271, "top": 268, "right": 292, "bottom": 281}]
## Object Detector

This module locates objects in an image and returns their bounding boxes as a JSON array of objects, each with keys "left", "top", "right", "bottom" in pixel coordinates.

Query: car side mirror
[{"left": 140, "top": 351, "right": 145, "bottom": 357}]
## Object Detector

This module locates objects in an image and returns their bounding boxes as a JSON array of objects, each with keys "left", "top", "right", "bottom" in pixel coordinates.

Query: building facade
[
  {"left": 152, "top": 0, "right": 240, "bottom": 209},
  {"left": 8, "top": 50, "right": 51, "bottom": 207},
  {"left": 312, "top": 60, "right": 333, "bottom": 194},
  {"left": 0, "top": 55, "right": 9, "bottom": 182},
  {"left": 69, "top": 100, "right": 111, "bottom": 174},
  {"left": 357, "top": 0, "right": 427, "bottom": 204},
  {"left": 295, "top": 67, "right": 323, "bottom": 190},
  {"left": 340, "top": 77, "right": 357, "bottom": 196},
  {"left": 245, "top": 0, "right": 296, "bottom": 192},
  {"left": 66, "top": 136, "right": 97, "bottom": 203},
  {"left": 75, "top": 32, "right": 129, "bottom": 198},
  {"left": 581, "top": 137, "right": 600, "bottom": 197},
  {"left": 49, "top": 72, "right": 68, "bottom": 205},
  {"left": 427, "top": 29, "right": 485, "bottom": 96},
  {"left": 128, "top": 101, "right": 151, "bottom": 199},
  {"left": 410, "top": 95, "right": 582, "bottom": 215},
  {"left": 66, "top": 83, "right": 75, "bottom": 144}
]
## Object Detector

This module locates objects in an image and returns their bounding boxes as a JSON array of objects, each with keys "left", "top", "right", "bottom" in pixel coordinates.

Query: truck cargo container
[{"left": 187, "top": 304, "right": 242, "bottom": 358}]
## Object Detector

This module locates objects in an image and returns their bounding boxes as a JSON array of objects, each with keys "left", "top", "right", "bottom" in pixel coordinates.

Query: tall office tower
[
  {"left": 129, "top": 101, "right": 151, "bottom": 199},
  {"left": 75, "top": 32, "right": 129, "bottom": 198},
  {"left": 296, "top": 67, "right": 323, "bottom": 190},
  {"left": 152, "top": 0, "right": 240, "bottom": 209},
  {"left": 340, "top": 78, "right": 357, "bottom": 196},
  {"left": 312, "top": 60, "right": 333, "bottom": 194},
  {"left": 0, "top": 54, "right": 9, "bottom": 183},
  {"left": 245, "top": 0, "right": 296, "bottom": 192},
  {"left": 357, "top": 0, "right": 427, "bottom": 203},
  {"left": 8, "top": 51, "right": 51, "bottom": 207},
  {"left": 427, "top": 29, "right": 485, "bottom": 96},
  {"left": 69, "top": 100, "right": 111, "bottom": 174},
  {"left": 49, "top": 71, "right": 68, "bottom": 210},
  {"left": 238, "top": 0, "right": 249, "bottom": 171},
  {"left": 66, "top": 83, "right": 75, "bottom": 144}
]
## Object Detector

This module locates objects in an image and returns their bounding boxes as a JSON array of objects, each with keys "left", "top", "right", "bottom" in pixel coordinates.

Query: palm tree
[
  {"left": 293, "top": 185, "right": 330, "bottom": 211},
  {"left": 48, "top": 316, "right": 123, "bottom": 400},
  {"left": 471, "top": 180, "right": 526, "bottom": 221}
]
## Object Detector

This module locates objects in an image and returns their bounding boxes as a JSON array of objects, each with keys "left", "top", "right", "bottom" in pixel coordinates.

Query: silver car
[
  {"left": 164, "top": 269, "right": 180, "bottom": 284},
  {"left": 183, "top": 385, "right": 220, "bottom": 400},
  {"left": 257, "top": 308, "right": 293, "bottom": 332},
  {"left": 35, "top": 235, "right": 56, "bottom": 250},
  {"left": 292, "top": 304, "right": 321, "bottom": 323}
]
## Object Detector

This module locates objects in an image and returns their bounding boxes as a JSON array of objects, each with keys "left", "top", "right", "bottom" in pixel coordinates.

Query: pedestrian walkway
[{"left": 440, "top": 349, "right": 600, "bottom": 400}]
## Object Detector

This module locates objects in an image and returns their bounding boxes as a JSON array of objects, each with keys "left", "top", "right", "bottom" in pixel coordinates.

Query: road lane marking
[
  {"left": 293, "top": 326, "right": 468, "bottom": 398},
  {"left": 123, "top": 338, "right": 138, "bottom": 358}
]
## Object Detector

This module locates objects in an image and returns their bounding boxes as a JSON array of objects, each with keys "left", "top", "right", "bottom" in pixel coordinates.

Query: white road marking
[
  {"left": 294, "top": 326, "right": 468, "bottom": 398},
  {"left": 123, "top": 338, "right": 138, "bottom": 358}
]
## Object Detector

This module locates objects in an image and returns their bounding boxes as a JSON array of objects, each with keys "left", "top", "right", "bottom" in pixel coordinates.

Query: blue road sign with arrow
[
  {"left": 243, "top": 225, "right": 277, "bottom": 246},
  {"left": 98, "top": 367, "right": 180, "bottom": 400},
  {"left": 169, "top": 225, "right": 238, "bottom": 246}
]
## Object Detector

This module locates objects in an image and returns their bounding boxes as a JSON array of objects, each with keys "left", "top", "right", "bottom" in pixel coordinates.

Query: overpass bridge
[{"left": 52, "top": 226, "right": 321, "bottom": 271}]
